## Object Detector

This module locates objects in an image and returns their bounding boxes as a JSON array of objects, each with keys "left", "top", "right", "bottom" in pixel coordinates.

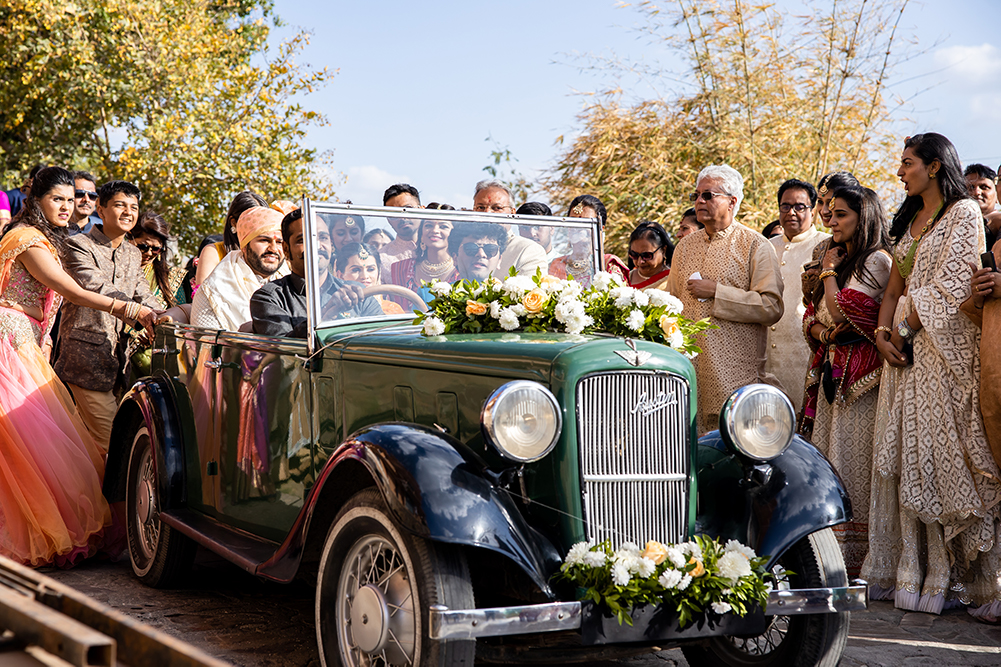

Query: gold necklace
[{"left": 418, "top": 257, "right": 454, "bottom": 278}]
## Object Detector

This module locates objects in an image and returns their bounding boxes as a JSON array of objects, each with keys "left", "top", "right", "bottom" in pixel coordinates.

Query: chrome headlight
[
  {"left": 720, "top": 384, "right": 795, "bottom": 461},
  {"left": 482, "top": 381, "right": 562, "bottom": 462}
]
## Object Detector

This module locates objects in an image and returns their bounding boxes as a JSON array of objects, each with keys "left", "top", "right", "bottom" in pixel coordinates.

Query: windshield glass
[{"left": 302, "top": 202, "right": 601, "bottom": 330}]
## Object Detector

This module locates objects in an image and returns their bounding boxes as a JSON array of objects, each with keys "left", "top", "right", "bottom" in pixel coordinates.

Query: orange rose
[
  {"left": 540, "top": 275, "right": 562, "bottom": 290},
  {"left": 659, "top": 315, "right": 679, "bottom": 336},
  {"left": 688, "top": 557, "right": 706, "bottom": 577},
  {"left": 641, "top": 540, "right": 668, "bottom": 565},
  {"left": 522, "top": 289, "right": 547, "bottom": 314},
  {"left": 466, "top": 300, "right": 488, "bottom": 316}
]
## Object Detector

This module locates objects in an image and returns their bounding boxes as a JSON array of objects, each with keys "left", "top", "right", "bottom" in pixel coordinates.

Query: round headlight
[
  {"left": 482, "top": 381, "right": 562, "bottom": 462},
  {"left": 720, "top": 384, "right": 795, "bottom": 461}
]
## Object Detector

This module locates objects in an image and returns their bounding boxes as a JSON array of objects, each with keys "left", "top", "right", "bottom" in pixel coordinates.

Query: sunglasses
[
  {"left": 135, "top": 243, "right": 163, "bottom": 255},
  {"left": 628, "top": 248, "right": 662, "bottom": 261},
  {"left": 779, "top": 203, "right": 810, "bottom": 213},
  {"left": 461, "top": 242, "right": 501, "bottom": 258},
  {"left": 688, "top": 191, "right": 731, "bottom": 202},
  {"left": 75, "top": 189, "right": 98, "bottom": 201}
]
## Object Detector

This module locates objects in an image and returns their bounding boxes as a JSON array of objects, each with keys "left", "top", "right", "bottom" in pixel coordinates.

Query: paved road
[{"left": 45, "top": 551, "right": 1001, "bottom": 667}]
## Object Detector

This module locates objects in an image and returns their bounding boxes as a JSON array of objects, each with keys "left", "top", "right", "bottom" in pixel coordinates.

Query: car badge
[
  {"left": 631, "top": 389, "right": 679, "bottom": 417},
  {"left": 614, "top": 338, "right": 651, "bottom": 367}
]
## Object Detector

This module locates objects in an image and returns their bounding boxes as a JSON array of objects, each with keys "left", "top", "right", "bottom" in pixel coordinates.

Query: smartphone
[
  {"left": 802, "top": 260, "right": 822, "bottom": 272},
  {"left": 983, "top": 251, "right": 998, "bottom": 272}
]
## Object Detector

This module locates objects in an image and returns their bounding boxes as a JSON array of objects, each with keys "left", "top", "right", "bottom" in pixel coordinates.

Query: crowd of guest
[{"left": 1, "top": 130, "right": 999, "bottom": 626}]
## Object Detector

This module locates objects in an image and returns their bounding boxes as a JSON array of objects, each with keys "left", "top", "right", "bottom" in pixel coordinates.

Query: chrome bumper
[{"left": 428, "top": 580, "right": 868, "bottom": 640}]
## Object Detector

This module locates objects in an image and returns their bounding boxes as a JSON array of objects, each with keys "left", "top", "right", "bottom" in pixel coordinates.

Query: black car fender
[
  {"left": 695, "top": 432, "right": 852, "bottom": 569},
  {"left": 103, "top": 374, "right": 186, "bottom": 511},
  {"left": 266, "top": 423, "right": 562, "bottom": 596}
]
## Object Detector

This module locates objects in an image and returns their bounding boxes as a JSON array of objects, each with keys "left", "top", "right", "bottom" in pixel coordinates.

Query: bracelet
[
  {"left": 819, "top": 269, "right": 838, "bottom": 280},
  {"left": 108, "top": 298, "right": 118, "bottom": 315},
  {"left": 874, "top": 325, "right": 892, "bottom": 336}
]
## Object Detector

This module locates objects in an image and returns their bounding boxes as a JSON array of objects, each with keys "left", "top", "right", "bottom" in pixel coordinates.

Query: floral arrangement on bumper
[
  {"left": 557, "top": 536, "right": 772, "bottom": 627},
  {"left": 413, "top": 269, "right": 714, "bottom": 356}
]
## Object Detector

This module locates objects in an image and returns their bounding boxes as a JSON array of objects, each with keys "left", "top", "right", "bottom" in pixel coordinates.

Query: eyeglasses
[
  {"left": 461, "top": 242, "right": 501, "bottom": 258},
  {"left": 135, "top": 243, "right": 163, "bottom": 255},
  {"left": 473, "top": 204, "right": 514, "bottom": 213},
  {"left": 75, "top": 189, "right": 98, "bottom": 201},
  {"left": 628, "top": 248, "right": 662, "bottom": 261},
  {"left": 779, "top": 203, "right": 810, "bottom": 213},
  {"left": 688, "top": 191, "right": 731, "bottom": 202}
]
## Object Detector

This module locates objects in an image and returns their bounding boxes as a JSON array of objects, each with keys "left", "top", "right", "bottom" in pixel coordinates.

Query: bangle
[
  {"left": 819, "top": 269, "right": 838, "bottom": 280},
  {"left": 108, "top": 298, "right": 117, "bottom": 315},
  {"left": 874, "top": 325, "right": 892, "bottom": 336}
]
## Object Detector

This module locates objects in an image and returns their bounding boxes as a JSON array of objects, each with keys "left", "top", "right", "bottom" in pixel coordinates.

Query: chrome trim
[
  {"left": 426, "top": 582, "right": 867, "bottom": 639},
  {"left": 764, "top": 581, "right": 868, "bottom": 616},
  {"left": 577, "top": 371, "right": 690, "bottom": 547},
  {"left": 427, "top": 602, "right": 582, "bottom": 640},
  {"left": 482, "top": 380, "right": 562, "bottom": 463},
  {"left": 720, "top": 384, "right": 795, "bottom": 462}
]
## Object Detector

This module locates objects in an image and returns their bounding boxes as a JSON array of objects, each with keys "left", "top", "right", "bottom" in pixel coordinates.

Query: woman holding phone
[{"left": 863, "top": 133, "right": 1001, "bottom": 621}]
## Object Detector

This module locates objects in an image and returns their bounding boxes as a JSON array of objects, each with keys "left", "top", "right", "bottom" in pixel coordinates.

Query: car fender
[
  {"left": 261, "top": 423, "right": 562, "bottom": 596},
  {"left": 695, "top": 432, "right": 852, "bottom": 569},
  {"left": 103, "top": 374, "right": 186, "bottom": 511}
]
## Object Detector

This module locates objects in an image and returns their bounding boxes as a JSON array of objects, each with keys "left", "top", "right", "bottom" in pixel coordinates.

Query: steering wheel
[{"left": 363, "top": 285, "right": 428, "bottom": 313}]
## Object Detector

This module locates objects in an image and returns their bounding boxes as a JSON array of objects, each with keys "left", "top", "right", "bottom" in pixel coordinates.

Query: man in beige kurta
[
  {"left": 667, "top": 165, "right": 784, "bottom": 434},
  {"left": 765, "top": 179, "right": 830, "bottom": 413}
]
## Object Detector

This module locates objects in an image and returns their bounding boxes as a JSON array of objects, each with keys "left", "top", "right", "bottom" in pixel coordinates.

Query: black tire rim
[
  {"left": 725, "top": 565, "right": 790, "bottom": 656},
  {"left": 128, "top": 430, "right": 159, "bottom": 576}
]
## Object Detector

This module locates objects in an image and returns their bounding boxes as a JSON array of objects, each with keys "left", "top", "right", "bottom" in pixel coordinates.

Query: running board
[{"left": 161, "top": 509, "right": 279, "bottom": 575}]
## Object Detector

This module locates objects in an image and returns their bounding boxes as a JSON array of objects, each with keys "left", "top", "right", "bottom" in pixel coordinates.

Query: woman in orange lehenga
[{"left": 0, "top": 167, "right": 154, "bottom": 567}]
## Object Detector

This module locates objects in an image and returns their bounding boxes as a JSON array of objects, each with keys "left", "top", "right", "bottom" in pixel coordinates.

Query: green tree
[
  {"left": 543, "top": 0, "right": 912, "bottom": 252},
  {"left": 0, "top": 0, "right": 336, "bottom": 252}
]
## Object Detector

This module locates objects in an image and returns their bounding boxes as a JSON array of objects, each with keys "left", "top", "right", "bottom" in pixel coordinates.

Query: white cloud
[
  {"left": 339, "top": 165, "right": 412, "bottom": 206},
  {"left": 935, "top": 43, "right": 1001, "bottom": 86}
]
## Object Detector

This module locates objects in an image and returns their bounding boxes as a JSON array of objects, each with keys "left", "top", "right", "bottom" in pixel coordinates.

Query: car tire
[
  {"left": 125, "top": 425, "right": 195, "bottom": 587},
  {"left": 681, "top": 528, "right": 849, "bottom": 667},
  {"left": 315, "top": 488, "right": 475, "bottom": 667}
]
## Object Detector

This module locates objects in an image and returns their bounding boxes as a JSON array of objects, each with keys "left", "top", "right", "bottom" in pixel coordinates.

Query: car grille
[{"left": 576, "top": 371, "right": 690, "bottom": 548}]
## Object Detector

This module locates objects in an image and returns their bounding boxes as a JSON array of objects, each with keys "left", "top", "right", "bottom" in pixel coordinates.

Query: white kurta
[
  {"left": 765, "top": 227, "right": 830, "bottom": 412},
  {"left": 190, "top": 250, "right": 289, "bottom": 330}
]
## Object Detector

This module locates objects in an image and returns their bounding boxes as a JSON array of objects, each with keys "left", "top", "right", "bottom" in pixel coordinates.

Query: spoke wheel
[
  {"left": 681, "top": 528, "right": 849, "bottom": 667},
  {"left": 316, "top": 489, "right": 474, "bottom": 667},
  {"left": 126, "top": 425, "right": 195, "bottom": 586}
]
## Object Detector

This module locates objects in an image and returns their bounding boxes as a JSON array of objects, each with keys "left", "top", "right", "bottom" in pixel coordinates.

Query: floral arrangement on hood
[
  {"left": 413, "top": 269, "right": 714, "bottom": 356},
  {"left": 557, "top": 536, "right": 772, "bottom": 627}
]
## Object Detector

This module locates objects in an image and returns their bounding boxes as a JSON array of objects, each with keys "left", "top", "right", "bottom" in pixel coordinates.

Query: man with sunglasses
[
  {"left": 69, "top": 171, "right": 101, "bottom": 235},
  {"left": 448, "top": 221, "right": 509, "bottom": 282},
  {"left": 666, "top": 164, "right": 784, "bottom": 434}
]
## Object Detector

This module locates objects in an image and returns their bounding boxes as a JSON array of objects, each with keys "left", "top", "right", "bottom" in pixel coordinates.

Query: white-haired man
[
  {"left": 472, "top": 179, "right": 547, "bottom": 278},
  {"left": 666, "top": 164, "right": 784, "bottom": 433}
]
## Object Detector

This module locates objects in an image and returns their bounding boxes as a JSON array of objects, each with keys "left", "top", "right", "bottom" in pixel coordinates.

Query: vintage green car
[{"left": 103, "top": 202, "right": 865, "bottom": 667}]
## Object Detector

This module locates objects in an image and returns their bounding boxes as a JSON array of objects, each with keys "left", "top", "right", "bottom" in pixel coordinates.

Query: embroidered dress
[
  {"left": 0, "top": 227, "right": 119, "bottom": 567},
  {"left": 862, "top": 200, "right": 1001, "bottom": 619},
  {"left": 802, "top": 251, "right": 891, "bottom": 578}
]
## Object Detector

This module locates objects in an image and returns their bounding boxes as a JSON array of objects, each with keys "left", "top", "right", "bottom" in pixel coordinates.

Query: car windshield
[{"left": 302, "top": 202, "right": 601, "bottom": 331}]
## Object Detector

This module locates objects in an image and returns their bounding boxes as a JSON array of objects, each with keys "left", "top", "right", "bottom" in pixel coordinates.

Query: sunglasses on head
[
  {"left": 461, "top": 242, "right": 500, "bottom": 258},
  {"left": 75, "top": 189, "right": 98, "bottom": 201},
  {"left": 628, "top": 248, "right": 662, "bottom": 261},
  {"left": 135, "top": 243, "right": 163, "bottom": 255}
]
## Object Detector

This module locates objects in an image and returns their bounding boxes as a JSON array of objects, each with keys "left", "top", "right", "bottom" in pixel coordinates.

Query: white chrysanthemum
[
  {"left": 668, "top": 329, "right": 684, "bottom": 349},
  {"left": 626, "top": 309, "right": 646, "bottom": 332},
  {"left": 611, "top": 563, "right": 631, "bottom": 587},
  {"left": 619, "top": 542, "right": 641, "bottom": 557},
  {"left": 555, "top": 297, "right": 586, "bottom": 324},
  {"left": 429, "top": 280, "right": 452, "bottom": 297},
  {"left": 559, "top": 280, "right": 583, "bottom": 299},
  {"left": 717, "top": 552, "right": 754, "bottom": 583},
  {"left": 658, "top": 569, "right": 682, "bottom": 589},
  {"left": 490, "top": 301, "right": 503, "bottom": 319},
  {"left": 565, "top": 542, "right": 591, "bottom": 566},
  {"left": 612, "top": 286, "right": 636, "bottom": 309},
  {"left": 646, "top": 290, "right": 683, "bottom": 314},
  {"left": 711, "top": 601, "right": 732, "bottom": 615},
  {"left": 724, "top": 540, "right": 758, "bottom": 560},
  {"left": 563, "top": 313, "right": 592, "bottom": 335},
  {"left": 632, "top": 289, "right": 649, "bottom": 307},
  {"left": 677, "top": 574, "right": 693, "bottom": 591},
  {"left": 422, "top": 316, "right": 445, "bottom": 336},
  {"left": 510, "top": 304, "right": 528, "bottom": 317},
  {"left": 636, "top": 557, "right": 657, "bottom": 579},
  {"left": 680, "top": 541, "right": 703, "bottom": 561},
  {"left": 502, "top": 275, "right": 535, "bottom": 297},
  {"left": 590, "top": 271, "right": 614, "bottom": 292},
  {"left": 582, "top": 551, "right": 607, "bottom": 568},
  {"left": 665, "top": 547, "right": 686, "bottom": 569},
  {"left": 498, "top": 308, "right": 520, "bottom": 331}
]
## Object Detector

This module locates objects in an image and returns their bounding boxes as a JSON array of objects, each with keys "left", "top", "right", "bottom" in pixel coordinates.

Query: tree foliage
[
  {"left": 542, "top": 0, "right": 913, "bottom": 253},
  {"left": 0, "top": 0, "right": 336, "bottom": 252}
]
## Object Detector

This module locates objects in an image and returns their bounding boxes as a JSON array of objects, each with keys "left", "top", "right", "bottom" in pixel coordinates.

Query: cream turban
[{"left": 237, "top": 207, "right": 283, "bottom": 248}]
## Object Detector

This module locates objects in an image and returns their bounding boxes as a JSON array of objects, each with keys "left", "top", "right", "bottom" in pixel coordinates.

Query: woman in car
[
  {"left": 801, "top": 185, "right": 891, "bottom": 579},
  {"left": 565, "top": 194, "right": 628, "bottom": 282},
  {"left": 336, "top": 242, "right": 404, "bottom": 315},
  {"left": 627, "top": 221, "right": 673, "bottom": 289},
  {"left": 390, "top": 217, "right": 459, "bottom": 304},
  {"left": 0, "top": 166, "right": 155, "bottom": 567},
  {"left": 329, "top": 213, "right": 365, "bottom": 252}
]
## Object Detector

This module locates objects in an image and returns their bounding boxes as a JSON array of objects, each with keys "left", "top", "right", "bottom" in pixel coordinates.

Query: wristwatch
[{"left": 897, "top": 318, "right": 915, "bottom": 340}]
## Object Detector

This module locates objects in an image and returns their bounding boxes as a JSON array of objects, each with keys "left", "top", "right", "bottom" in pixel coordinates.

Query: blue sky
[{"left": 270, "top": 0, "right": 1000, "bottom": 209}]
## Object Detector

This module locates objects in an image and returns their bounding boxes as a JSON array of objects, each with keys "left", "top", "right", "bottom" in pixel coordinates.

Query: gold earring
[{"left": 929, "top": 172, "right": 937, "bottom": 180}]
